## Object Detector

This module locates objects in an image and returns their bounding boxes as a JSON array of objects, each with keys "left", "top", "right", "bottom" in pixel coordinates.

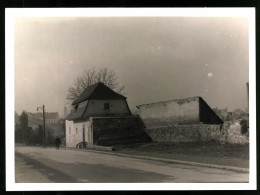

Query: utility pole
[
  {"left": 43, "top": 105, "right": 46, "bottom": 147},
  {"left": 37, "top": 105, "right": 46, "bottom": 148}
]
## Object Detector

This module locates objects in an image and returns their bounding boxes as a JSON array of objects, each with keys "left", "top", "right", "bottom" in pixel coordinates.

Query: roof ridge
[
  {"left": 72, "top": 82, "right": 126, "bottom": 105},
  {"left": 88, "top": 81, "right": 102, "bottom": 87},
  {"left": 81, "top": 82, "right": 102, "bottom": 100},
  {"left": 136, "top": 96, "right": 201, "bottom": 108}
]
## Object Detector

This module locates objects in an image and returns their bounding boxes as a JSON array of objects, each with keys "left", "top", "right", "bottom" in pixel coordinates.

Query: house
[
  {"left": 68, "top": 82, "right": 132, "bottom": 120},
  {"left": 27, "top": 112, "right": 64, "bottom": 145},
  {"left": 28, "top": 112, "right": 60, "bottom": 129},
  {"left": 45, "top": 112, "right": 59, "bottom": 124},
  {"left": 136, "top": 96, "right": 223, "bottom": 128},
  {"left": 66, "top": 82, "right": 149, "bottom": 147}
]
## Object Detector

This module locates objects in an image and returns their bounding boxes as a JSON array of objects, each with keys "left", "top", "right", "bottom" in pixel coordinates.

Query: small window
[
  {"left": 74, "top": 105, "right": 78, "bottom": 112},
  {"left": 104, "top": 103, "right": 110, "bottom": 110},
  {"left": 76, "top": 128, "right": 78, "bottom": 134},
  {"left": 69, "top": 127, "right": 71, "bottom": 134}
]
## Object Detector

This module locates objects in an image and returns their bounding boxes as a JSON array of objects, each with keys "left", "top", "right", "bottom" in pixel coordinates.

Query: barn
[
  {"left": 136, "top": 96, "right": 223, "bottom": 128},
  {"left": 66, "top": 82, "right": 150, "bottom": 147}
]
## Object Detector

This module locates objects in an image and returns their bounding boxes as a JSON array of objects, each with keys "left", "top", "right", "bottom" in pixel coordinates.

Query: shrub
[{"left": 240, "top": 119, "right": 248, "bottom": 135}]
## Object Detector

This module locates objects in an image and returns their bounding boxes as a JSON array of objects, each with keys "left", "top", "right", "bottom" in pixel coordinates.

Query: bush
[{"left": 240, "top": 119, "right": 248, "bottom": 135}]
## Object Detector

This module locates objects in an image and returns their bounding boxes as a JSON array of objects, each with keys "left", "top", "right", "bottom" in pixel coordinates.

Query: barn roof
[
  {"left": 72, "top": 82, "right": 126, "bottom": 105},
  {"left": 136, "top": 96, "right": 199, "bottom": 109}
]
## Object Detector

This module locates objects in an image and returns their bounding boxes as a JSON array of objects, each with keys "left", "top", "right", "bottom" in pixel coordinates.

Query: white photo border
[{"left": 5, "top": 8, "right": 256, "bottom": 191}]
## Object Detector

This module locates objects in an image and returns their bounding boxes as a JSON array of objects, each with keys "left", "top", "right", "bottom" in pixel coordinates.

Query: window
[
  {"left": 76, "top": 128, "right": 78, "bottom": 134},
  {"left": 69, "top": 127, "right": 71, "bottom": 134},
  {"left": 104, "top": 103, "right": 110, "bottom": 110},
  {"left": 74, "top": 105, "right": 78, "bottom": 112}
]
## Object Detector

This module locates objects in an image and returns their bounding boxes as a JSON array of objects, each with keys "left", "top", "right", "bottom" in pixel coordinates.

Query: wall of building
[
  {"left": 65, "top": 120, "right": 92, "bottom": 147},
  {"left": 91, "top": 116, "right": 151, "bottom": 146},
  {"left": 137, "top": 97, "right": 200, "bottom": 128},
  {"left": 46, "top": 119, "right": 59, "bottom": 124},
  {"left": 83, "top": 99, "right": 131, "bottom": 117}
]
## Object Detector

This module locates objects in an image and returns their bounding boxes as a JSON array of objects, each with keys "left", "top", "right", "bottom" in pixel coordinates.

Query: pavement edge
[{"left": 63, "top": 147, "right": 249, "bottom": 173}]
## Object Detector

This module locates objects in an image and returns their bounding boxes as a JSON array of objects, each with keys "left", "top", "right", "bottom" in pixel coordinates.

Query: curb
[{"left": 62, "top": 147, "right": 249, "bottom": 173}]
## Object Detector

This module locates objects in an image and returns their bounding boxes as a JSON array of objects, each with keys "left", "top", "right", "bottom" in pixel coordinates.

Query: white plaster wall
[
  {"left": 139, "top": 99, "right": 199, "bottom": 118},
  {"left": 84, "top": 99, "right": 131, "bottom": 116},
  {"left": 65, "top": 120, "right": 92, "bottom": 148},
  {"left": 137, "top": 97, "right": 200, "bottom": 126}
]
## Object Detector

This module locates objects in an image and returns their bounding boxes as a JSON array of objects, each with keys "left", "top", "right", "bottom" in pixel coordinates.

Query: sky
[{"left": 14, "top": 16, "right": 249, "bottom": 116}]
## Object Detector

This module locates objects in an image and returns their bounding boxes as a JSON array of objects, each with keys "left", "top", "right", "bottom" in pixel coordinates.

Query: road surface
[{"left": 15, "top": 146, "right": 249, "bottom": 183}]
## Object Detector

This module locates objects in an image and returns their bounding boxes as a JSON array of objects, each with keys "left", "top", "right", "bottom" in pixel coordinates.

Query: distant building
[
  {"left": 213, "top": 107, "right": 232, "bottom": 121},
  {"left": 45, "top": 112, "right": 59, "bottom": 124},
  {"left": 66, "top": 82, "right": 149, "bottom": 147},
  {"left": 232, "top": 108, "right": 248, "bottom": 121},
  {"left": 27, "top": 112, "right": 60, "bottom": 130},
  {"left": 27, "top": 112, "right": 64, "bottom": 145},
  {"left": 136, "top": 96, "right": 223, "bottom": 128}
]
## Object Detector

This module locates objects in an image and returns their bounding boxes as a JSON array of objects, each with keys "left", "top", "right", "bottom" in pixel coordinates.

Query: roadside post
[{"left": 37, "top": 105, "right": 46, "bottom": 148}]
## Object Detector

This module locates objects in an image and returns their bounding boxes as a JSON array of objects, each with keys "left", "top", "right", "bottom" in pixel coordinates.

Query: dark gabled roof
[
  {"left": 67, "top": 100, "right": 88, "bottom": 120},
  {"left": 72, "top": 82, "right": 126, "bottom": 105}
]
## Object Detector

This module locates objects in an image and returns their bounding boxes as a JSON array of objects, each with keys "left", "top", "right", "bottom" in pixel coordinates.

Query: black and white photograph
[{"left": 5, "top": 8, "right": 256, "bottom": 190}]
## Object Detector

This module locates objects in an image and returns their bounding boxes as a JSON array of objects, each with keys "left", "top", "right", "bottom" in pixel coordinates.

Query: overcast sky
[{"left": 15, "top": 17, "right": 249, "bottom": 115}]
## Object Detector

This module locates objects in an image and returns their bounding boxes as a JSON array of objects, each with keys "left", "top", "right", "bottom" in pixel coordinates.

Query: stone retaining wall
[
  {"left": 145, "top": 121, "right": 249, "bottom": 144},
  {"left": 145, "top": 124, "right": 222, "bottom": 143}
]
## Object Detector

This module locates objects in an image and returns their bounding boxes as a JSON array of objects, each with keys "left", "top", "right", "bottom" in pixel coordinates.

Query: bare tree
[{"left": 66, "top": 67, "right": 124, "bottom": 102}]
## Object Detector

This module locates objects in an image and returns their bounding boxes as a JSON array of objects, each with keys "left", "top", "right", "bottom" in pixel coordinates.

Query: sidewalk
[
  {"left": 25, "top": 141, "right": 249, "bottom": 172},
  {"left": 61, "top": 143, "right": 249, "bottom": 173},
  {"left": 113, "top": 142, "right": 249, "bottom": 169},
  {"left": 116, "top": 150, "right": 249, "bottom": 169}
]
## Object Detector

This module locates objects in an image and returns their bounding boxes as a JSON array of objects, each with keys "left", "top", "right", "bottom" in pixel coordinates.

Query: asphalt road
[{"left": 15, "top": 146, "right": 249, "bottom": 183}]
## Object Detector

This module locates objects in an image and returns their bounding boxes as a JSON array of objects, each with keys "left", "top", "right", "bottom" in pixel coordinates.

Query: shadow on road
[
  {"left": 16, "top": 152, "right": 77, "bottom": 183},
  {"left": 15, "top": 151, "right": 175, "bottom": 183}
]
